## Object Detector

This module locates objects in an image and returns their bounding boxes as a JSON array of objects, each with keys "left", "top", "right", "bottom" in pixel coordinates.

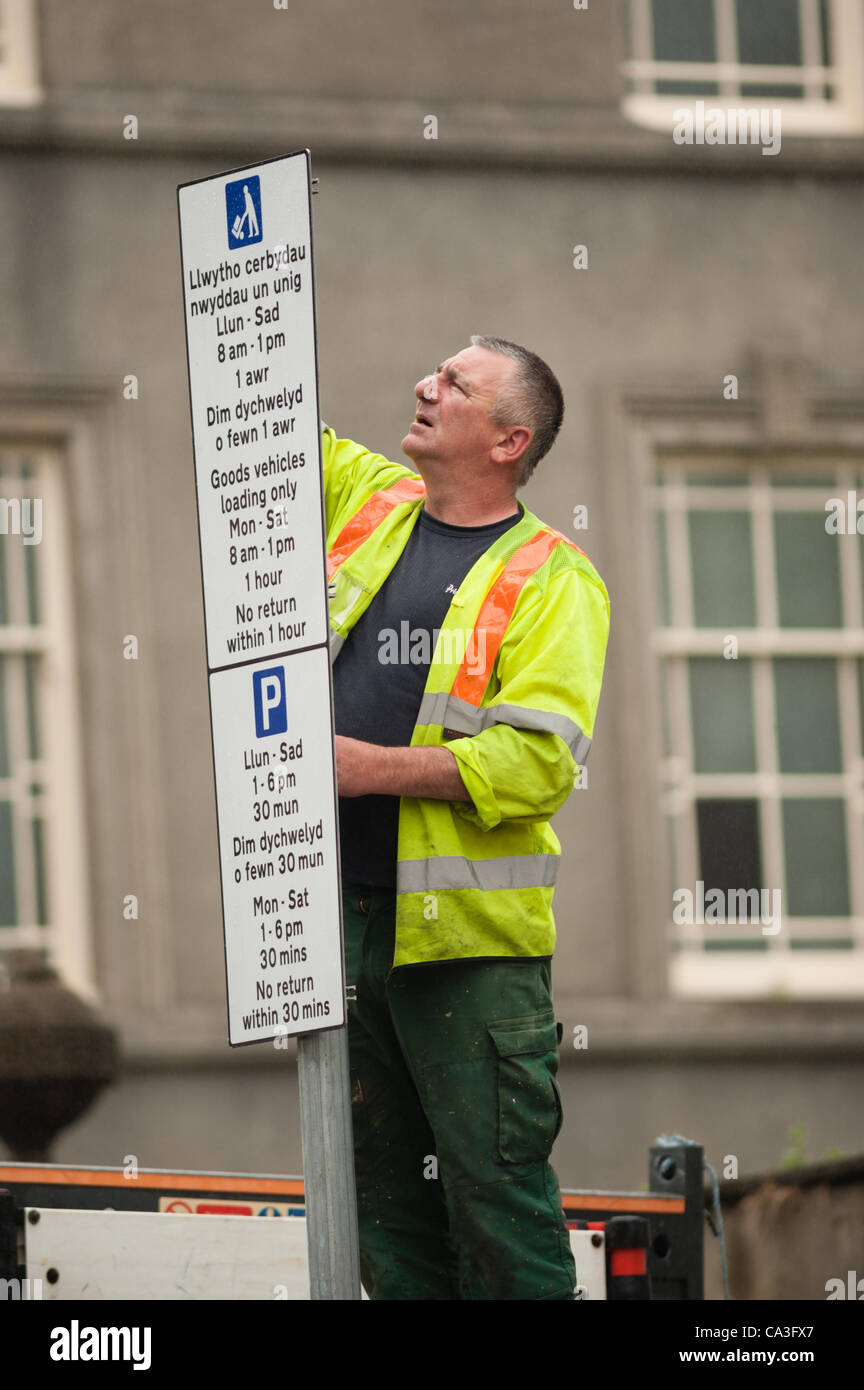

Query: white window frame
[
  {"left": 653, "top": 451, "right": 864, "bottom": 999},
  {"left": 0, "top": 0, "right": 41, "bottom": 107},
  {"left": 0, "top": 442, "right": 93, "bottom": 996},
  {"left": 623, "top": 0, "right": 864, "bottom": 137}
]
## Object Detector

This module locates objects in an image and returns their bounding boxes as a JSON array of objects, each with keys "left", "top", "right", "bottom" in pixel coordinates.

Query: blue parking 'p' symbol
[
  {"left": 226, "top": 175, "right": 262, "bottom": 250},
  {"left": 253, "top": 666, "right": 287, "bottom": 738}
]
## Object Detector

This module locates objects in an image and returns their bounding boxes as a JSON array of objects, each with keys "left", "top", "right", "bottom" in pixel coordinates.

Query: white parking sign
[{"left": 178, "top": 151, "right": 344, "bottom": 1044}]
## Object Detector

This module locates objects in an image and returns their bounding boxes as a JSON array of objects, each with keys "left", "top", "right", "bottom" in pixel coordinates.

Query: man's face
[{"left": 401, "top": 345, "right": 518, "bottom": 470}]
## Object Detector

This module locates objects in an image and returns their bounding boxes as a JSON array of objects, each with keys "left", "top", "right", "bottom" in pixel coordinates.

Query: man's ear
[{"left": 491, "top": 425, "right": 532, "bottom": 467}]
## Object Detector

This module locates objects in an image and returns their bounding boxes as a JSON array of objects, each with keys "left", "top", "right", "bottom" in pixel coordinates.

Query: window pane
[
  {"left": 32, "top": 816, "right": 47, "bottom": 926},
  {"left": 24, "top": 540, "right": 39, "bottom": 624},
  {"left": 0, "top": 655, "right": 8, "bottom": 777},
  {"left": 0, "top": 533, "right": 7, "bottom": 624},
  {"left": 819, "top": 0, "right": 832, "bottom": 65},
  {"left": 661, "top": 665, "right": 674, "bottom": 756},
  {"left": 686, "top": 472, "right": 744, "bottom": 487},
  {"left": 740, "top": 83, "right": 804, "bottom": 98},
  {"left": 790, "top": 938, "right": 853, "bottom": 950},
  {"left": 652, "top": 0, "right": 716, "bottom": 62},
  {"left": 697, "top": 798, "right": 762, "bottom": 892},
  {"left": 655, "top": 510, "right": 672, "bottom": 625},
  {"left": 20, "top": 459, "right": 40, "bottom": 623},
  {"left": 0, "top": 801, "right": 16, "bottom": 925},
  {"left": 656, "top": 79, "right": 720, "bottom": 95},
  {"left": 736, "top": 0, "right": 802, "bottom": 66},
  {"left": 689, "top": 511, "right": 756, "bottom": 627},
  {"left": 690, "top": 656, "right": 756, "bottom": 772},
  {"left": 771, "top": 471, "right": 836, "bottom": 487},
  {"left": 774, "top": 658, "right": 842, "bottom": 773},
  {"left": 704, "top": 937, "right": 768, "bottom": 951},
  {"left": 775, "top": 512, "right": 842, "bottom": 628},
  {"left": 24, "top": 653, "right": 39, "bottom": 757},
  {"left": 783, "top": 798, "right": 849, "bottom": 915}
]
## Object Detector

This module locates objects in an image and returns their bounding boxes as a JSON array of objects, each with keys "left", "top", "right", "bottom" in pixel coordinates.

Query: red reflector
[
  {"left": 196, "top": 1203, "right": 254, "bottom": 1216},
  {"left": 610, "top": 1248, "right": 647, "bottom": 1277}
]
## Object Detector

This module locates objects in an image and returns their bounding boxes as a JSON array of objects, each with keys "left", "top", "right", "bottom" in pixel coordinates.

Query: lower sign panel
[
  {"left": 209, "top": 646, "right": 344, "bottom": 1044},
  {"left": 25, "top": 1207, "right": 312, "bottom": 1300}
]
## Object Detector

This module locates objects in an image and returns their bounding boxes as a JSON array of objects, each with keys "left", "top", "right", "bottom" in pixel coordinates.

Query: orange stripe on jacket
[
  {"left": 451, "top": 529, "right": 583, "bottom": 706},
  {"left": 327, "top": 477, "right": 426, "bottom": 580}
]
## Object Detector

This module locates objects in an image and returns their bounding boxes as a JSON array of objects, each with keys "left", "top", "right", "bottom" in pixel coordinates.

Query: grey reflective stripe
[
  {"left": 330, "top": 631, "right": 344, "bottom": 663},
  {"left": 489, "top": 703, "right": 592, "bottom": 761},
  {"left": 416, "top": 692, "right": 591, "bottom": 760},
  {"left": 415, "top": 690, "right": 452, "bottom": 728},
  {"left": 398, "top": 853, "right": 559, "bottom": 894}
]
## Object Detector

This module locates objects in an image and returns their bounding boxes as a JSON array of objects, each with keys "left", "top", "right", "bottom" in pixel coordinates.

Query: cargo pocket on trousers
[{"left": 488, "top": 1018, "right": 562, "bottom": 1165}]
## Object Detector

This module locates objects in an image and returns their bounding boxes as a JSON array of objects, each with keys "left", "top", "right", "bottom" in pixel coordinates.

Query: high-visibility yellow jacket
[{"left": 322, "top": 425, "right": 610, "bottom": 968}]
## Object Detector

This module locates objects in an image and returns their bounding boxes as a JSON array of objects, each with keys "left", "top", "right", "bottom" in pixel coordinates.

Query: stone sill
[
  {"left": 108, "top": 997, "right": 864, "bottom": 1071},
  {"left": 107, "top": 1005, "right": 298, "bottom": 1071},
  {"left": 555, "top": 996, "right": 864, "bottom": 1062}
]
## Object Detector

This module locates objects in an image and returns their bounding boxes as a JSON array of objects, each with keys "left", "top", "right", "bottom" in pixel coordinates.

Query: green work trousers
[{"left": 343, "top": 882, "right": 576, "bottom": 1300}]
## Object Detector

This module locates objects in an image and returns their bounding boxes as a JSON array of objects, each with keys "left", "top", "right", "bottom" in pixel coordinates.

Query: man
[{"left": 324, "top": 335, "right": 609, "bottom": 1299}]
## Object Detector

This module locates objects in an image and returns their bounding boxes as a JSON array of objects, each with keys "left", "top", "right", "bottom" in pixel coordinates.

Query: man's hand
[{"left": 335, "top": 736, "right": 472, "bottom": 802}]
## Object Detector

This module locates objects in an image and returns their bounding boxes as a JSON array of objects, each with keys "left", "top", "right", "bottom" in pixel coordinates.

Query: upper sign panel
[{"left": 179, "top": 152, "right": 328, "bottom": 671}]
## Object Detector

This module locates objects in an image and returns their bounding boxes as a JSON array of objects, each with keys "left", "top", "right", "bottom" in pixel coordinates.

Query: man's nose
[{"left": 416, "top": 373, "right": 439, "bottom": 403}]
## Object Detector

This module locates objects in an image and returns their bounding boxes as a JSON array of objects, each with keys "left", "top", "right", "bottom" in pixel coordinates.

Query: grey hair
[{"left": 470, "top": 335, "right": 564, "bottom": 487}]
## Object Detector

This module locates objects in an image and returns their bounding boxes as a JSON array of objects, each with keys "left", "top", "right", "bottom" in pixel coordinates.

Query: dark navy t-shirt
[{"left": 333, "top": 504, "right": 522, "bottom": 887}]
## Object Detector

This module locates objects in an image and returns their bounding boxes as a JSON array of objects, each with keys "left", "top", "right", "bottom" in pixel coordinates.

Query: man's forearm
[{"left": 335, "top": 735, "right": 471, "bottom": 801}]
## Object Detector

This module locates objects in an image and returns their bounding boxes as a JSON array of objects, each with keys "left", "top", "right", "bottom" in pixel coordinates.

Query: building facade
[{"left": 1, "top": 2, "right": 863, "bottom": 1256}]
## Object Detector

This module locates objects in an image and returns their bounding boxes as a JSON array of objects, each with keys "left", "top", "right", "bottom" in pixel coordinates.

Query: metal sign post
[{"left": 178, "top": 150, "right": 360, "bottom": 1299}]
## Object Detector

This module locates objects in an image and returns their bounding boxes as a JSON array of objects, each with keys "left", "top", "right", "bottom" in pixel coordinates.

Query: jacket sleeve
[
  {"left": 445, "top": 565, "right": 610, "bottom": 830},
  {"left": 320, "top": 424, "right": 418, "bottom": 536}
]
